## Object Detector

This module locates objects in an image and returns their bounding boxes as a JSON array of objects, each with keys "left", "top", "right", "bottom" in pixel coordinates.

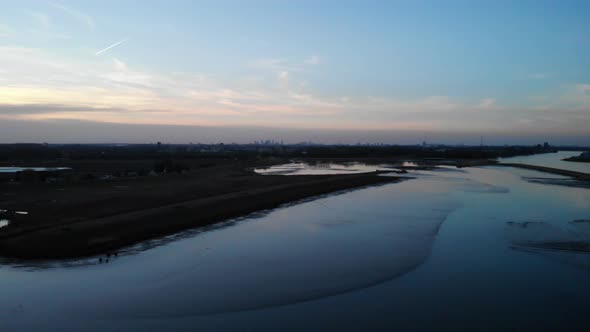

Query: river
[{"left": 1, "top": 154, "right": 589, "bottom": 331}]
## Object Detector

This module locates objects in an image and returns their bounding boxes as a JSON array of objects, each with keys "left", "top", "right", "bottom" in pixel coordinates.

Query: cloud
[
  {"left": 49, "top": 2, "right": 95, "bottom": 29},
  {"left": 553, "top": 84, "right": 590, "bottom": 109},
  {"left": 112, "top": 58, "right": 128, "bottom": 71},
  {"left": 250, "top": 58, "right": 303, "bottom": 73},
  {"left": 23, "top": 11, "right": 69, "bottom": 39},
  {"left": 101, "top": 71, "right": 154, "bottom": 90},
  {"left": 0, "top": 23, "right": 12, "bottom": 37},
  {"left": 0, "top": 103, "right": 148, "bottom": 116},
  {"left": 0, "top": 46, "right": 589, "bottom": 135},
  {"left": 477, "top": 98, "right": 496, "bottom": 109},
  {"left": 305, "top": 55, "right": 321, "bottom": 65},
  {"left": 278, "top": 71, "right": 289, "bottom": 87},
  {"left": 26, "top": 11, "right": 51, "bottom": 29}
]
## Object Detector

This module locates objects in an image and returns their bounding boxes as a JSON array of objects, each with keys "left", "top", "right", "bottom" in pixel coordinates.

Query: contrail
[{"left": 95, "top": 38, "right": 128, "bottom": 55}]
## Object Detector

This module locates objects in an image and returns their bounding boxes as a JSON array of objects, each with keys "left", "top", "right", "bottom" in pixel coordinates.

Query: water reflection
[
  {"left": 0, "top": 165, "right": 589, "bottom": 331},
  {"left": 254, "top": 161, "right": 419, "bottom": 175}
]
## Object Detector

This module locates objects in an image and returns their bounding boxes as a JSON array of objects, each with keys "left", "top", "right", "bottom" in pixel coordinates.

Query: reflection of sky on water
[
  {"left": 254, "top": 161, "right": 418, "bottom": 175},
  {"left": 0, "top": 159, "right": 589, "bottom": 331}
]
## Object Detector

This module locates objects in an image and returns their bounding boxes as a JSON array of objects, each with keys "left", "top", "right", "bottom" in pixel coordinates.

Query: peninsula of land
[{"left": 0, "top": 162, "right": 400, "bottom": 259}]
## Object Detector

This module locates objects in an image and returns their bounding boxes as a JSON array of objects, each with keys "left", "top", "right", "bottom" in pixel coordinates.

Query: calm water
[
  {"left": 499, "top": 150, "right": 590, "bottom": 173},
  {"left": 255, "top": 161, "right": 417, "bottom": 175},
  {"left": 0, "top": 167, "right": 71, "bottom": 173},
  {"left": 1, "top": 161, "right": 589, "bottom": 331}
]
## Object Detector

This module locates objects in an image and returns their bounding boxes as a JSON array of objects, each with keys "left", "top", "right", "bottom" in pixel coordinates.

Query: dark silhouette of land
[
  {"left": 497, "top": 163, "right": 590, "bottom": 180},
  {"left": 563, "top": 151, "right": 590, "bottom": 163}
]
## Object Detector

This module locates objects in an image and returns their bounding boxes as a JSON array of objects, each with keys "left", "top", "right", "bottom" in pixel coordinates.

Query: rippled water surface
[{"left": 1, "top": 161, "right": 589, "bottom": 331}]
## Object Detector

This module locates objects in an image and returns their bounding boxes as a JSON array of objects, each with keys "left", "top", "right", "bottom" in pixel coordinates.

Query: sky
[{"left": 0, "top": 0, "right": 589, "bottom": 144}]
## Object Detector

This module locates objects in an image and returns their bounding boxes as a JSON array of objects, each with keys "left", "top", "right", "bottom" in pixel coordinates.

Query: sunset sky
[{"left": 1, "top": 0, "right": 589, "bottom": 144}]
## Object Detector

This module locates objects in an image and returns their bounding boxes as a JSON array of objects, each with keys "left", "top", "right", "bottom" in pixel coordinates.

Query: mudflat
[{"left": 0, "top": 162, "right": 401, "bottom": 259}]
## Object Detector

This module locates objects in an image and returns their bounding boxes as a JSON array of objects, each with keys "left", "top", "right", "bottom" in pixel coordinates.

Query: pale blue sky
[{"left": 0, "top": 1, "right": 589, "bottom": 143}]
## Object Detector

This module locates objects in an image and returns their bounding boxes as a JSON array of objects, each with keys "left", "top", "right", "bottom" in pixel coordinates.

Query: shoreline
[
  {"left": 563, "top": 157, "right": 590, "bottom": 163},
  {"left": 0, "top": 172, "right": 402, "bottom": 260},
  {"left": 497, "top": 163, "right": 590, "bottom": 180}
]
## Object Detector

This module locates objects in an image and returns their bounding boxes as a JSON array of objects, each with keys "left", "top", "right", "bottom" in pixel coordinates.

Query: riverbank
[
  {"left": 564, "top": 157, "right": 590, "bottom": 163},
  {"left": 497, "top": 163, "right": 590, "bottom": 180},
  {"left": 0, "top": 170, "right": 401, "bottom": 259}
]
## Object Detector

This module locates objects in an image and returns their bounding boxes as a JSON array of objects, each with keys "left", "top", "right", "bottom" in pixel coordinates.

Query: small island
[{"left": 563, "top": 151, "right": 590, "bottom": 163}]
